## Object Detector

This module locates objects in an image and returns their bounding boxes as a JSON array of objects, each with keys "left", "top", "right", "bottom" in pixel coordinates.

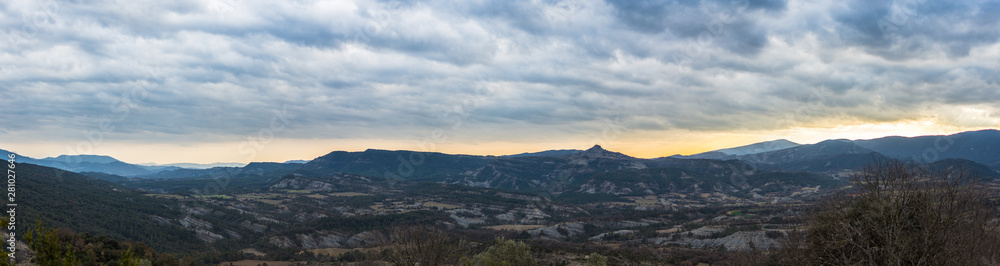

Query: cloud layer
[{"left": 2, "top": 0, "right": 998, "bottom": 161}]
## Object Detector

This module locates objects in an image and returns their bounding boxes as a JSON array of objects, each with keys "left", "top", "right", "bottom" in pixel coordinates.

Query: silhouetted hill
[
  {"left": 504, "top": 149, "right": 583, "bottom": 157},
  {"left": 296, "top": 149, "right": 492, "bottom": 179},
  {"left": 573, "top": 145, "right": 636, "bottom": 160},
  {"left": 0, "top": 150, "right": 164, "bottom": 176},
  {"left": 44, "top": 154, "right": 121, "bottom": 164},
  {"left": 47, "top": 160, "right": 156, "bottom": 176},
  {"left": 671, "top": 151, "right": 731, "bottom": 160},
  {"left": 854, "top": 130, "right": 1000, "bottom": 167},
  {"left": 675, "top": 139, "right": 800, "bottom": 159},
  {"left": 715, "top": 139, "right": 801, "bottom": 155},
  {"left": 925, "top": 158, "right": 1000, "bottom": 179},
  {"left": 734, "top": 139, "right": 881, "bottom": 172},
  {"left": 139, "top": 162, "right": 245, "bottom": 169}
]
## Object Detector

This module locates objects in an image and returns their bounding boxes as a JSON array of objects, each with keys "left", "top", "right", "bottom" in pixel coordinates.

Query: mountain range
[
  {"left": 4, "top": 129, "right": 998, "bottom": 262},
  {"left": 0, "top": 149, "right": 294, "bottom": 177},
  {"left": 0, "top": 150, "right": 169, "bottom": 176},
  {"left": 282, "top": 135, "right": 996, "bottom": 197},
  {"left": 137, "top": 162, "right": 248, "bottom": 169},
  {"left": 2, "top": 129, "right": 997, "bottom": 182},
  {"left": 673, "top": 129, "right": 1000, "bottom": 171}
]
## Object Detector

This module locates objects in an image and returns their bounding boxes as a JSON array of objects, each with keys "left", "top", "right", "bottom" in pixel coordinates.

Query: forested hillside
[{"left": 18, "top": 163, "right": 206, "bottom": 253}]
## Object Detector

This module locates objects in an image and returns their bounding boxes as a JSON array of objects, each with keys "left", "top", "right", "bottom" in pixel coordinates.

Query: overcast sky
[{"left": 2, "top": 0, "right": 999, "bottom": 164}]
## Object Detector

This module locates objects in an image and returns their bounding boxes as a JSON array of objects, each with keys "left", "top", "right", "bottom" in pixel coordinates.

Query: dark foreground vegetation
[{"left": 774, "top": 160, "right": 1000, "bottom": 265}]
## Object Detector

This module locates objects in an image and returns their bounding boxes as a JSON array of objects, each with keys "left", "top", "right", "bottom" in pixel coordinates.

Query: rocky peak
[
  {"left": 574, "top": 145, "right": 635, "bottom": 160},
  {"left": 586, "top": 145, "right": 607, "bottom": 153}
]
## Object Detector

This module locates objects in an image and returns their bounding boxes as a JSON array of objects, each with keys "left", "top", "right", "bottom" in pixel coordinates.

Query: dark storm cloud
[
  {"left": 605, "top": 0, "right": 777, "bottom": 57},
  {"left": 0, "top": 0, "right": 998, "bottom": 146},
  {"left": 831, "top": 0, "right": 1000, "bottom": 60},
  {"left": 605, "top": 0, "right": 673, "bottom": 33}
]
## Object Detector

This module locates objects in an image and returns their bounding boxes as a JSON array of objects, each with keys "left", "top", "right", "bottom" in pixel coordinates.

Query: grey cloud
[
  {"left": 713, "top": 17, "right": 768, "bottom": 55},
  {"left": 469, "top": 0, "right": 554, "bottom": 35},
  {"left": 831, "top": 0, "right": 1000, "bottom": 60},
  {"left": 748, "top": 0, "right": 787, "bottom": 12},
  {"left": 606, "top": 0, "right": 672, "bottom": 33},
  {"left": 1, "top": 0, "right": 998, "bottom": 147},
  {"left": 606, "top": 0, "right": 774, "bottom": 57}
]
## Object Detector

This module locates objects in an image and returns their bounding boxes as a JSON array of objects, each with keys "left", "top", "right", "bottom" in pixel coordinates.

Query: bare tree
[
  {"left": 784, "top": 159, "right": 1000, "bottom": 265},
  {"left": 721, "top": 240, "right": 771, "bottom": 266},
  {"left": 378, "top": 226, "right": 470, "bottom": 266}
]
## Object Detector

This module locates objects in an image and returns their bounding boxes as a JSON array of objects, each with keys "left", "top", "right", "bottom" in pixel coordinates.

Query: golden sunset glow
[{"left": 5, "top": 119, "right": 995, "bottom": 164}]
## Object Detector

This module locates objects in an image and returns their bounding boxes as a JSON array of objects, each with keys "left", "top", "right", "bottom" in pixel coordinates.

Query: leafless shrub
[
  {"left": 783, "top": 159, "right": 1000, "bottom": 265},
  {"left": 377, "top": 226, "right": 470, "bottom": 266},
  {"left": 721, "top": 240, "right": 772, "bottom": 266}
]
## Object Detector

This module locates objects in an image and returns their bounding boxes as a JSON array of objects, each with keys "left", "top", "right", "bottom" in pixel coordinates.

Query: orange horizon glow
[{"left": 3, "top": 120, "right": 995, "bottom": 165}]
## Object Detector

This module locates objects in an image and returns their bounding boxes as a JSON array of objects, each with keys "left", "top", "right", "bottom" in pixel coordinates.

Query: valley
[{"left": 5, "top": 130, "right": 1000, "bottom": 264}]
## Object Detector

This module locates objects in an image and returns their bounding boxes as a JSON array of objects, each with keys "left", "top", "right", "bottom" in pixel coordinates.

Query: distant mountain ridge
[
  {"left": 138, "top": 162, "right": 247, "bottom": 169},
  {"left": 673, "top": 139, "right": 800, "bottom": 159},
  {"left": 0, "top": 150, "right": 160, "bottom": 176},
  {"left": 715, "top": 139, "right": 800, "bottom": 155},
  {"left": 668, "top": 130, "right": 999, "bottom": 173},
  {"left": 295, "top": 144, "right": 829, "bottom": 194},
  {"left": 2, "top": 129, "right": 997, "bottom": 179},
  {"left": 504, "top": 149, "right": 583, "bottom": 157},
  {"left": 292, "top": 139, "right": 996, "bottom": 198},
  {"left": 0, "top": 150, "right": 246, "bottom": 177},
  {"left": 44, "top": 154, "right": 120, "bottom": 164},
  {"left": 853, "top": 129, "right": 1000, "bottom": 166}
]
